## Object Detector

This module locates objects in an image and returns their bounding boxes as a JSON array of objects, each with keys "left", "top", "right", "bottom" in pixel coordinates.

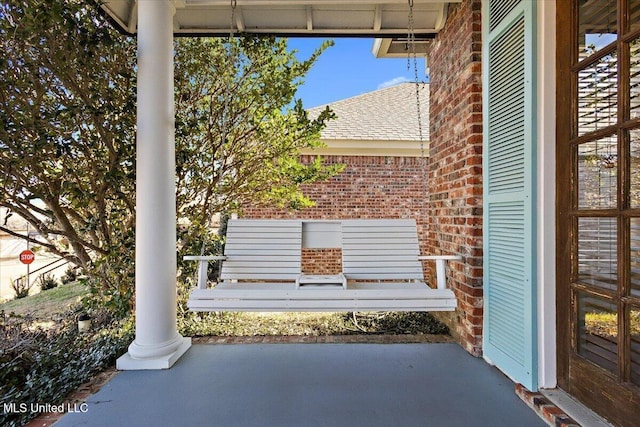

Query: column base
[{"left": 116, "top": 337, "right": 192, "bottom": 370}]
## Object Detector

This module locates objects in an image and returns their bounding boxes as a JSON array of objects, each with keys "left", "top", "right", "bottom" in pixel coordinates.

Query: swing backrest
[
  {"left": 341, "top": 219, "right": 424, "bottom": 282},
  {"left": 220, "top": 219, "right": 302, "bottom": 282}
]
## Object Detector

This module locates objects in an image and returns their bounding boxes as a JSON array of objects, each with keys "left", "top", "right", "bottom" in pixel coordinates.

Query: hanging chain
[
  {"left": 220, "top": 0, "right": 236, "bottom": 143},
  {"left": 220, "top": 0, "right": 236, "bottom": 151},
  {"left": 407, "top": 0, "right": 430, "bottom": 247},
  {"left": 407, "top": 1, "right": 426, "bottom": 166},
  {"left": 407, "top": 0, "right": 415, "bottom": 71},
  {"left": 230, "top": 0, "right": 237, "bottom": 37}
]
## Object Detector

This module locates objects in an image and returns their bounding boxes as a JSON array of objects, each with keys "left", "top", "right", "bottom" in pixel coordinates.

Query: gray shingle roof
[{"left": 308, "top": 82, "right": 429, "bottom": 142}]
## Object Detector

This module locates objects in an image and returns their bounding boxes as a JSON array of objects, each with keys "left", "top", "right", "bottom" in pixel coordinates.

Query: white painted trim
[
  {"left": 371, "top": 38, "right": 431, "bottom": 59},
  {"left": 300, "top": 139, "right": 429, "bottom": 157},
  {"left": 536, "top": 0, "right": 557, "bottom": 390},
  {"left": 117, "top": 337, "right": 192, "bottom": 370},
  {"left": 104, "top": 0, "right": 462, "bottom": 36},
  {"left": 418, "top": 255, "right": 461, "bottom": 290}
]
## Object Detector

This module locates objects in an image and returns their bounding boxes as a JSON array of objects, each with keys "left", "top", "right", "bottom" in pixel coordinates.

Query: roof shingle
[{"left": 308, "top": 82, "right": 429, "bottom": 142}]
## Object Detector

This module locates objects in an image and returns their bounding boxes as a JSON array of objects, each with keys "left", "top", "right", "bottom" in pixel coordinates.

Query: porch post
[{"left": 117, "top": 0, "right": 191, "bottom": 370}]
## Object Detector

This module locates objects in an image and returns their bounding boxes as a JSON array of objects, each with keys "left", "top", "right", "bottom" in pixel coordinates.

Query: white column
[{"left": 117, "top": 0, "right": 191, "bottom": 370}]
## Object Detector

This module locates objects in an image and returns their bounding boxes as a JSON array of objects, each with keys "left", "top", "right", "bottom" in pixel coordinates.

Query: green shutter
[{"left": 483, "top": 0, "right": 537, "bottom": 391}]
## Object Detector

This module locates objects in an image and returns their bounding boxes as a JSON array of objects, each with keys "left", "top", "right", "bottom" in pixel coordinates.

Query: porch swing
[{"left": 184, "top": 0, "right": 459, "bottom": 312}]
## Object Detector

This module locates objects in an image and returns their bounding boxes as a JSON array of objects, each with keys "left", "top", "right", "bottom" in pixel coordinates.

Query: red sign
[{"left": 20, "top": 250, "right": 35, "bottom": 265}]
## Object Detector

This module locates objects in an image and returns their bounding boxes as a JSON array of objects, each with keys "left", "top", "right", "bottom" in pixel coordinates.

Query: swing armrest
[
  {"left": 418, "top": 255, "right": 461, "bottom": 290},
  {"left": 183, "top": 255, "right": 227, "bottom": 261},
  {"left": 183, "top": 255, "right": 227, "bottom": 290}
]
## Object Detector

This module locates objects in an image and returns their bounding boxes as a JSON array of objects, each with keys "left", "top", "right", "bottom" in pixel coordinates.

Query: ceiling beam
[
  {"left": 102, "top": 0, "right": 457, "bottom": 36},
  {"left": 236, "top": 7, "right": 246, "bottom": 32},
  {"left": 373, "top": 4, "right": 382, "bottom": 31},
  {"left": 176, "top": 28, "right": 437, "bottom": 36},
  {"left": 306, "top": 6, "right": 313, "bottom": 31},
  {"left": 127, "top": 0, "right": 138, "bottom": 34}
]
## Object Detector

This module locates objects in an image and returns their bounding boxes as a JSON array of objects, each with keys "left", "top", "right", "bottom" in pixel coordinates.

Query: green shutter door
[{"left": 483, "top": 0, "right": 537, "bottom": 391}]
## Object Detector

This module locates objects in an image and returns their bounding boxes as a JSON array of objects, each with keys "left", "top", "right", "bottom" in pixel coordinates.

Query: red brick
[{"left": 243, "top": 0, "right": 484, "bottom": 359}]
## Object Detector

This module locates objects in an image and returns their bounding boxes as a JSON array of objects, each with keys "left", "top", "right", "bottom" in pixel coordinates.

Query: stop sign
[{"left": 20, "top": 250, "right": 35, "bottom": 265}]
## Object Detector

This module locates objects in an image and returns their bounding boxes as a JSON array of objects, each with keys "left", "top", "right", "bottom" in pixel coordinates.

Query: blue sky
[{"left": 287, "top": 38, "right": 427, "bottom": 109}]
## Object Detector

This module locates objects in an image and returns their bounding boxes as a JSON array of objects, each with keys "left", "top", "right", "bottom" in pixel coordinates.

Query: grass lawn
[
  {"left": 0, "top": 281, "right": 87, "bottom": 319},
  {"left": 585, "top": 311, "right": 640, "bottom": 337}
]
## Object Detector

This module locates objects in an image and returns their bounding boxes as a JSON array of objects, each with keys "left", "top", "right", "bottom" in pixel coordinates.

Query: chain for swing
[
  {"left": 199, "top": 0, "right": 237, "bottom": 259},
  {"left": 407, "top": 0, "right": 430, "bottom": 245}
]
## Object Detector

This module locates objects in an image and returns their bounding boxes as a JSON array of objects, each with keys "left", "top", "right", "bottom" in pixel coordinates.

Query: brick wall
[
  {"left": 243, "top": 154, "right": 430, "bottom": 275},
  {"left": 301, "top": 248, "right": 342, "bottom": 275},
  {"left": 242, "top": 0, "right": 484, "bottom": 357},
  {"left": 427, "top": 0, "right": 483, "bottom": 356}
]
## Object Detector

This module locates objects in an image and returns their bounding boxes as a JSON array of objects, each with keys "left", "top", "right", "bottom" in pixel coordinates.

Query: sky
[{"left": 287, "top": 38, "right": 427, "bottom": 109}]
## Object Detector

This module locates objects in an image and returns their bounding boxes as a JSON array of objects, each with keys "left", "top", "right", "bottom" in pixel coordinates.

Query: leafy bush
[
  {"left": 61, "top": 266, "right": 79, "bottom": 284},
  {"left": 0, "top": 310, "right": 134, "bottom": 427},
  {"left": 38, "top": 273, "right": 59, "bottom": 291},
  {"left": 10, "top": 277, "right": 31, "bottom": 299},
  {"left": 346, "top": 312, "right": 450, "bottom": 335}
]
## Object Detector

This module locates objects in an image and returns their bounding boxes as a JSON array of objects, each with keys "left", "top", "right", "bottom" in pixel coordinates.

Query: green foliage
[
  {"left": 0, "top": 0, "right": 340, "bottom": 318},
  {"left": 10, "top": 278, "right": 31, "bottom": 299},
  {"left": 177, "top": 309, "right": 449, "bottom": 338},
  {"left": 61, "top": 266, "right": 79, "bottom": 284},
  {"left": 0, "top": 0, "right": 137, "bottom": 315},
  {"left": 174, "top": 36, "right": 340, "bottom": 261},
  {"left": 346, "top": 312, "right": 450, "bottom": 335},
  {"left": 38, "top": 273, "right": 59, "bottom": 291},
  {"left": 0, "top": 310, "right": 134, "bottom": 427}
]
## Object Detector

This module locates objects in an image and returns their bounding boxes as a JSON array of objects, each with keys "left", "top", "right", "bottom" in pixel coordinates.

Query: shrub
[
  {"left": 38, "top": 273, "right": 59, "bottom": 291},
  {"left": 345, "top": 312, "right": 450, "bottom": 335},
  {"left": 10, "top": 277, "right": 31, "bottom": 299},
  {"left": 61, "top": 266, "right": 79, "bottom": 284},
  {"left": 0, "top": 310, "right": 134, "bottom": 427}
]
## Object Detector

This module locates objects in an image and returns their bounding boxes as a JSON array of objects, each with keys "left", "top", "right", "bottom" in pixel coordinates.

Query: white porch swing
[{"left": 184, "top": 0, "right": 459, "bottom": 312}]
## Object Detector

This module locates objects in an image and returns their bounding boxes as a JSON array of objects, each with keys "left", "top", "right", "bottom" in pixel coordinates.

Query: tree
[
  {"left": 0, "top": 0, "right": 138, "bottom": 312},
  {"left": 0, "top": 0, "right": 339, "bottom": 315},
  {"left": 174, "top": 36, "right": 341, "bottom": 263}
]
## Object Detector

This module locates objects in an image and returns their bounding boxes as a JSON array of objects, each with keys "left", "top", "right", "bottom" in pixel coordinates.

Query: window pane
[
  {"left": 632, "top": 307, "right": 640, "bottom": 386},
  {"left": 632, "top": 219, "right": 640, "bottom": 298},
  {"left": 578, "top": 217, "right": 617, "bottom": 290},
  {"left": 578, "top": 136, "right": 617, "bottom": 209},
  {"left": 578, "top": 51, "right": 618, "bottom": 136},
  {"left": 633, "top": 131, "right": 640, "bottom": 208},
  {"left": 578, "top": 0, "right": 617, "bottom": 60},
  {"left": 577, "top": 292, "right": 618, "bottom": 373},
  {"left": 631, "top": 38, "right": 640, "bottom": 120},
  {"left": 630, "top": 0, "right": 640, "bottom": 34}
]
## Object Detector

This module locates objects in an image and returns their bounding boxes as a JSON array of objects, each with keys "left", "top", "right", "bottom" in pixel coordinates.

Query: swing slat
[{"left": 184, "top": 219, "right": 458, "bottom": 311}]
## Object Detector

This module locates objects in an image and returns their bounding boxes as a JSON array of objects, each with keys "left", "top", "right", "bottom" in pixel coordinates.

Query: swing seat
[{"left": 185, "top": 219, "right": 458, "bottom": 312}]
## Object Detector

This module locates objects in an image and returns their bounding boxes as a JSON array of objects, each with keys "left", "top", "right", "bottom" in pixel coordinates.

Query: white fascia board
[{"left": 300, "top": 139, "right": 429, "bottom": 157}]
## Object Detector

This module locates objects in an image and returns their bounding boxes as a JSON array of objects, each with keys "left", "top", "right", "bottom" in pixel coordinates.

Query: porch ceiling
[{"left": 101, "top": 0, "right": 460, "bottom": 37}]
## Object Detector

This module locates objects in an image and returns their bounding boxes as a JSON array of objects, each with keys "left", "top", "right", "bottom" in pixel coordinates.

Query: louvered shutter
[{"left": 483, "top": 0, "right": 537, "bottom": 391}]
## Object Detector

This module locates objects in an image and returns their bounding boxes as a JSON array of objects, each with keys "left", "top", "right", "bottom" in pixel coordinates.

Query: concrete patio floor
[{"left": 54, "top": 342, "right": 545, "bottom": 427}]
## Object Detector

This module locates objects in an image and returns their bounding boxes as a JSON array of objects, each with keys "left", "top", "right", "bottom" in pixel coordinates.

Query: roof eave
[{"left": 301, "top": 139, "right": 429, "bottom": 157}]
